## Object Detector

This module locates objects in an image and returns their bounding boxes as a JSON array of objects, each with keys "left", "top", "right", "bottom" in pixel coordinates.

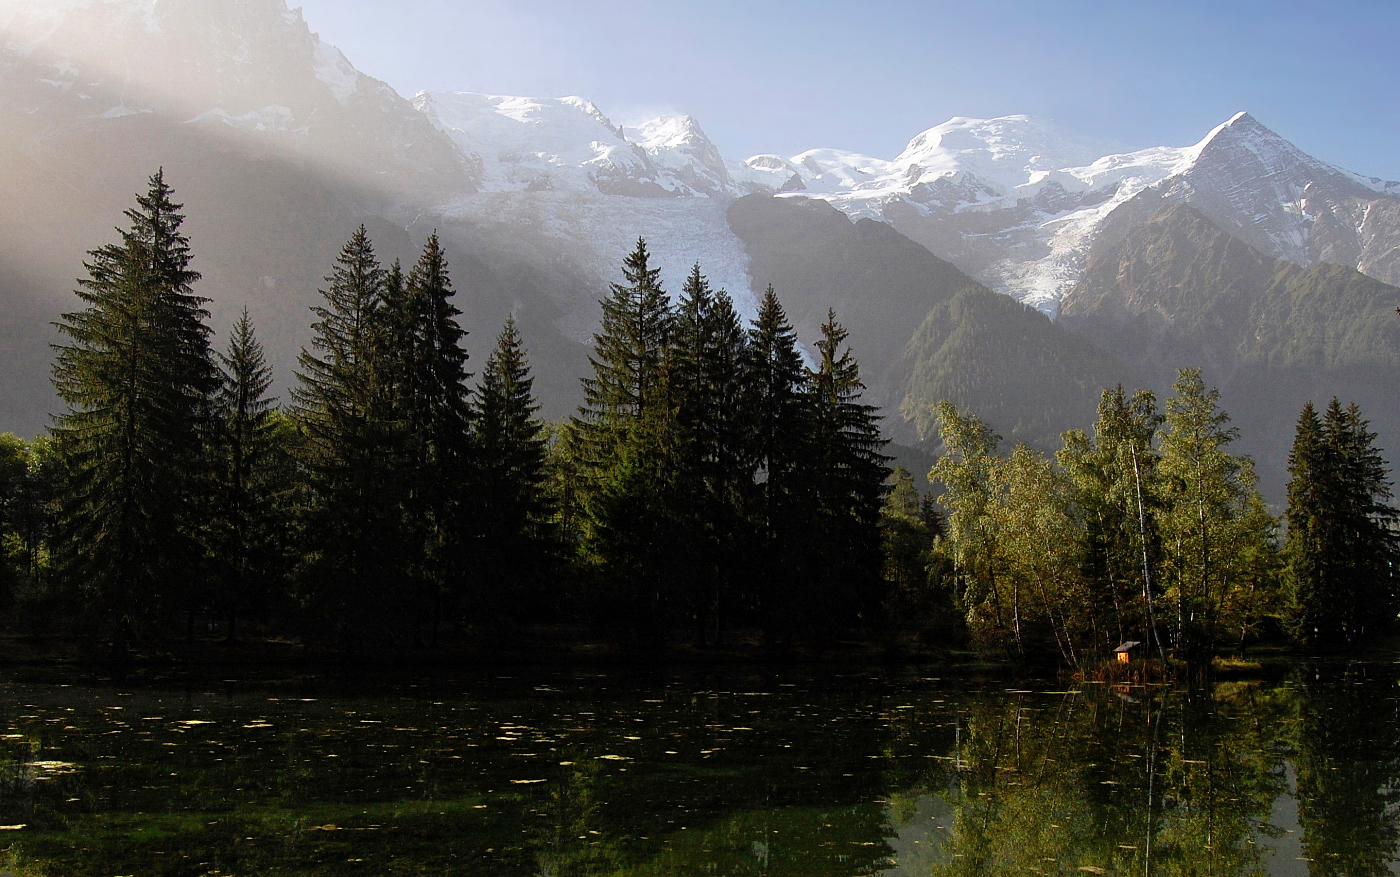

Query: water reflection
[{"left": 0, "top": 668, "right": 1395, "bottom": 875}]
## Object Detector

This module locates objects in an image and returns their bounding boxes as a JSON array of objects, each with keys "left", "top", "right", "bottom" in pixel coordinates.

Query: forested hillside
[{"left": 1061, "top": 203, "right": 1400, "bottom": 495}]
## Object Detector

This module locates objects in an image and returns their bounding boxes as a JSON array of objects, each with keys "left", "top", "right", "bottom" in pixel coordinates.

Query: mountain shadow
[{"left": 728, "top": 194, "right": 1131, "bottom": 451}]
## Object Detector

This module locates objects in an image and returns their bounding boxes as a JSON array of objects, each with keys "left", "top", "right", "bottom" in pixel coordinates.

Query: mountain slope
[
  {"left": 1061, "top": 203, "right": 1400, "bottom": 496},
  {"left": 727, "top": 195, "right": 1129, "bottom": 449},
  {"left": 0, "top": 0, "right": 595, "bottom": 435}
]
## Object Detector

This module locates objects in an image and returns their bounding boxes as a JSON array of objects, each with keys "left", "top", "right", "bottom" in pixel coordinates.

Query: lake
[{"left": 0, "top": 663, "right": 1396, "bottom": 876}]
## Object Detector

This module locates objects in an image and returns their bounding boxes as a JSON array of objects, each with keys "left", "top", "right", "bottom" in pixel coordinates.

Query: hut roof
[{"left": 1115, "top": 641, "right": 1142, "bottom": 653}]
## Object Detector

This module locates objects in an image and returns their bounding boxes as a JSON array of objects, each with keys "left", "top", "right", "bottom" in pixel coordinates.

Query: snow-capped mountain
[
  {"left": 414, "top": 92, "right": 742, "bottom": 200},
  {"left": 13, "top": 0, "right": 1390, "bottom": 323},
  {"left": 3, "top": 0, "right": 1399, "bottom": 465},
  {"left": 412, "top": 91, "right": 761, "bottom": 337},
  {"left": 756, "top": 112, "right": 1400, "bottom": 314},
  {"left": 404, "top": 89, "right": 1400, "bottom": 318}
]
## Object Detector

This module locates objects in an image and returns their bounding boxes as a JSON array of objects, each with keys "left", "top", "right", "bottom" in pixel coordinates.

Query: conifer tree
[
  {"left": 398, "top": 235, "right": 473, "bottom": 640},
  {"left": 1287, "top": 399, "right": 1398, "bottom": 644},
  {"left": 293, "top": 226, "right": 408, "bottom": 643},
  {"left": 473, "top": 316, "right": 551, "bottom": 623},
  {"left": 1284, "top": 402, "right": 1331, "bottom": 643},
  {"left": 802, "top": 310, "right": 890, "bottom": 632},
  {"left": 211, "top": 309, "right": 280, "bottom": 642},
  {"left": 577, "top": 238, "right": 672, "bottom": 449},
  {"left": 51, "top": 170, "right": 218, "bottom": 650},
  {"left": 742, "top": 285, "right": 809, "bottom": 637},
  {"left": 574, "top": 239, "right": 678, "bottom": 646},
  {"left": 670, "top": 265, "right": 752, "bottom": 643}
]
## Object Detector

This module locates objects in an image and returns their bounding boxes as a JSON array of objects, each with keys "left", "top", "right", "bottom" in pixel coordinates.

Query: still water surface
[{"left": 0, "top": 664, "right": 1396, "bottom": 876}]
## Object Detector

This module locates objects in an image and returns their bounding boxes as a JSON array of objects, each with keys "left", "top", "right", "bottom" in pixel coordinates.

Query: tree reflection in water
[{"left": 0, "top": 669, "right": 1395, "bottom": 876}]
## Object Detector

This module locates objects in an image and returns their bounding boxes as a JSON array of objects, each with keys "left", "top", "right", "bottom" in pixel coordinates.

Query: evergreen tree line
[
  {"left": 901, "top": 371, "right": 1398, "bottom": 667},
  {"left": 0, "top": 173, "right": 1393, "bottom": 666},
  {"left": 0, "top": 173, "right": 891, "bottom": 654}
]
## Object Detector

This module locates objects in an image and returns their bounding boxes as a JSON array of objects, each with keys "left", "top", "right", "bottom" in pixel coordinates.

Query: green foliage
[
  {"left": 394, "top": 234, "right": 475, "bottom": 642},
  {"left": 473, "top": 316, "right": 553, "bottom": 625},
  {"left": 566, "top": 251, "right": 893, "bottom": 647},
  {"left": 49, "top": 170, "right": 219, "bottom": 646},
  {"left": 880, "top": 468, "right": 959, "bottom": 642},
  {"left": 209, "top": 310, "right": 287, "bottom": 641},
  {"left": 1058, "top": 386, "right": 1166, "bottom": 661},
  {"left": 669, "top": 265, "right": 753, "bottom": 645},
  {"left": 929, "top": 370, "right": 1280, "bottom": 668},
  {"left": 292, "top": 225, "right": 412, "bottom": 644},
  {"left": 1285, "top": 398, "right": 1399, "bottom": 645},
  {"left": 743, "top": 284, "right": 811, "bottom": 637},
  {"left": 576, "top": 238, "right": 672, "bottom": 458},
  {"left": 1156, "top": 368, "right": 1277, "bottom": 662},
  {"left": 0, "top": 434, "right": 31, "bottom": 609},
  {"left": 903, "top": 287, "right": 1126, "bottom": 450},
  {"left": 800, "top": 310, "right": 891, "bottom": 633}
]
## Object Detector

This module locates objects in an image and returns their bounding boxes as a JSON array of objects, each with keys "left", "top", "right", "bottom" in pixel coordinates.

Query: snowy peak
[
  {"left": 625, "top": 114, "right": 732, "bottom": 196},
  {"left": 1156, "top": 110, "right": 1400, "bottom": 267},
  {"left": 746, "top": 109, "right": 1400, "bottom": 313},
  {"left": 893, "top": 115, "right": 1109, "bottom": 192},
  {"left": 418, "top": 91, "right": 741, "bottom": 198},
  {"left": 415, "top": 91, "right": 644, "bottom": 194}
]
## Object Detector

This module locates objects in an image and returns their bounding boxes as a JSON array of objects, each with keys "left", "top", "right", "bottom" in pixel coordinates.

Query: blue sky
[{"left": 295, "top": 0, "right": 1400, "bottom": 179}]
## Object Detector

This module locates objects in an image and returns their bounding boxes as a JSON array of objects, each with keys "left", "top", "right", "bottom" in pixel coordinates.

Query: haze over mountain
[{"left": 2, "top": 0, "right": 1398, "bottom": 500}]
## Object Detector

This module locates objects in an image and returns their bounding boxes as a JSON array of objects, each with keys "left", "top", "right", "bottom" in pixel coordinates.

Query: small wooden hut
[{"left": 1115, "top": 641, "right": 1142, "bottom": 664}]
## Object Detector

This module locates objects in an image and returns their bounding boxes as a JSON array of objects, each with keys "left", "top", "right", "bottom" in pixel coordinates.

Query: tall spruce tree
[
  {"left": 399, "top": 235, "right": 472, "bottom": 641},
  {"left": 1284, "top": 402, "right": 1331, "bottom": 643},
  {"left": 473, "top": 317, "right": 551, "bottom": 625},
  {"left": 51, "top": 170, "right": 218, "bottom": 650},
  {"left": 742, "top": 285, "right": 810, "bottom": 639},
  {"left": 211, "top": 309, "right": 280, "bottom": 643},
  {"left": 802, "top": 310, "right": 891, "bottom": 633},
  {"left": 293, "top": 226, "right": 408, "bottom": 644},
  {"left": 1287, "top": 399, "right": 1398, "bottom": 644},
  {"left": 574, "top": 239, "right": 679, "bottom": 646},
  {"left": 1332, "top": 402, "right": 1398, "bottom": 631},
  {"left": 577, "top": 238, "right": 672, "bottom": 446},
  {"left": 670, "top": 265, "right": 752, "bottom": 644}
]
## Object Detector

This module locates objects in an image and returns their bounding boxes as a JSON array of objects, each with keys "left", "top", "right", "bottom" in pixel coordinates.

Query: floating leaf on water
[
  {"left": 180, "top": 720, "right": 212, "bottom": 727},
  {"left": 598, "top": 755, "right": 629, "bottom": 761},
  {"left": 510, "top": 779, "right": 546, "bottom": 784}
]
